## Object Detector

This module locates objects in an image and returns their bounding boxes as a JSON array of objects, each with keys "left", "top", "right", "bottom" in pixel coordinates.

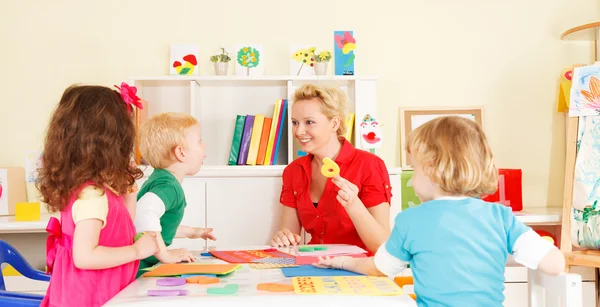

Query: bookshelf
[{"left": 129, "top": 75, "right": 379, "bottom": 169}]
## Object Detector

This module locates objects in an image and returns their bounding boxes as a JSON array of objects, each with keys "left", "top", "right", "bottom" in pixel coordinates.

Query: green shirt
[{"left": 136, "top": 169, "right": 186, "bottom": 277}]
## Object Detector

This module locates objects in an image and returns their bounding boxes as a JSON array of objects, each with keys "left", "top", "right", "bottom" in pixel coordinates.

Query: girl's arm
[
  {"left": 123, "top": 192, "right": 137, "bottom": 220},
  {"left": 175, "top": 225, "right": 216, "bottom": 240},
  {"left": 512, "top": 230, "right": 565, "bottom": 276},
  {"left": 72, "top": 219, "right": 157, "bottom": 269}
]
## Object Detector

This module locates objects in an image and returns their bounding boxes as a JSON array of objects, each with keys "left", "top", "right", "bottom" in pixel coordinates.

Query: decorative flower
[
  {"left": 334, "top": 31, "right": 356, "bottom": 55},
  {"left": 114, "top": 82, "right": 143, "bottom": 112}
]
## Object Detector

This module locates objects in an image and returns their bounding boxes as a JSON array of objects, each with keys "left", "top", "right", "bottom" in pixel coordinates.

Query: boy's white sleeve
[
  {"left": 134, "top": 192, "right": 166, "bottom": 232},
  {"left": 373, "top": 244, "right": 409, "bottom": 277},
  {"left": 512, "top": 230, "right": 558, "bottom": 269}
]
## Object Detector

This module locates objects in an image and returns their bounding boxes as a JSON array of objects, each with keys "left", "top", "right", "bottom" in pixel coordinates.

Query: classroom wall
[{"left": 0, "top": 0, "right": 598, "bottom": 208}]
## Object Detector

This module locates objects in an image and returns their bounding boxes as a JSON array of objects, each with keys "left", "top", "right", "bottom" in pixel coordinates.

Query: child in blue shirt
[{"left": 315, "top": 116, "right": 565, "bottom": 306}]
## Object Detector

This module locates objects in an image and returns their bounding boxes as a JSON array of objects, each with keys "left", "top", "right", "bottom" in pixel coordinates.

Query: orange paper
[{"left": 142, "top": 264, "right": 240, "bottom": 277}]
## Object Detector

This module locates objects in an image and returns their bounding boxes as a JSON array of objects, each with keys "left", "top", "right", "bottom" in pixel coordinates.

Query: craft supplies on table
[
  {"left": 209, "top": 249, "right": 294, "bottom": 263},
  {"left": 292, "top": 276, "right": 403, "bottom": 296}
]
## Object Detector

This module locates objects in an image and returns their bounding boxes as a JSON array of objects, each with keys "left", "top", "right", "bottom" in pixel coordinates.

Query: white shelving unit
[{"left": 129, "top": 75, "right": 379, "bottom": 168}]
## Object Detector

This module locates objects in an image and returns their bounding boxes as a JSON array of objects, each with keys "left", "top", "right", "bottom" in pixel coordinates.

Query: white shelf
[
  {"left": 140, "top": 165, "right": 403, "bottom": 178},
  {"left": 130, "top": 75, "right": 377, "bottom": 82}
]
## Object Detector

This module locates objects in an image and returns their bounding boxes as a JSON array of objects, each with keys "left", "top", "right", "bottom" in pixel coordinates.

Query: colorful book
[
  {"left": 343, "top": 113, "right": 355, "bottom": 143},
  {"left": 256, "top": 117, "right": 272, "bottom": 165},
  {"left": 228, "top": 115, "right": 246, "bottom": 165},
  {"left": 246, "top": 115, "right": 265, "bottom": 165},
  {"left": 263, "top": 100, "right": 282, "bottom": 165},
  {"left": 237, "top": 115, "right": 254, "bottom": 165},
  {"left": 271, "top": 99, "right": 288, "bottom": 165}
]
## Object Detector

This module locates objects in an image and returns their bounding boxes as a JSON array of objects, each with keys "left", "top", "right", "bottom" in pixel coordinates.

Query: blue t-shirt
[{"left": 385, "top": 197, "right": 530, "bottom": 306}]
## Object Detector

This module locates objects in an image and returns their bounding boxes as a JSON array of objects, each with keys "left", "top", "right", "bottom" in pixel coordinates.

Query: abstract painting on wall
[
  {"left": 290, "top": 45, "right": 316, "bottom": 76},
  {"left": 235, "top": 45, "right": 264, "bottom": 76},
  {"left": 334, "top": 31, "right": 355, "bottom": 76},
  {"left": 170, "top": 44, "right": 199, "bottom": 76},
  {"left": 569, "top": 65, "right": 600, "bottom": 117}
]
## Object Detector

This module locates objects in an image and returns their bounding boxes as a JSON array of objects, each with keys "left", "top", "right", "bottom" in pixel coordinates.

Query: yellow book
[
  {"left": 246, "top": 114, "right": 265, "bottom": 165},
  {"left": 343, "top": 113, "right": 355, "bottom": 143},
  {"left": 263, "top": 100, "right": 281, "bottom": 165}
]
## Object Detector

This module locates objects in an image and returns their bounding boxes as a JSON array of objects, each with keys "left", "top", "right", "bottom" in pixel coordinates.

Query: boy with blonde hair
[
  {"left": 315, "top": 116, "right": 565, "bottom": 306},
  {"left": 134, "top": 112, "right": 215, "bottom": 276}
]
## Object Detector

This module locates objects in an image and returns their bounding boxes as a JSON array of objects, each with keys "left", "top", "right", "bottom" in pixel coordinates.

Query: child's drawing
[{"left": 569, "top": 65, "right": 600, "bottom": 117}]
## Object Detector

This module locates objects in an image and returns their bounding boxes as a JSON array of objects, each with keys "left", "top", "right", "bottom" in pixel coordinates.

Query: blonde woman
[{"left": 271, "top": 84, "right": 392, "bottom": 255}]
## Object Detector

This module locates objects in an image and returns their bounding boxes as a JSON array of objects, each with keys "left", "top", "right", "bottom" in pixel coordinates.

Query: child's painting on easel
[{"left": 569, "top": 65, "right": 600, "bottom": 117}]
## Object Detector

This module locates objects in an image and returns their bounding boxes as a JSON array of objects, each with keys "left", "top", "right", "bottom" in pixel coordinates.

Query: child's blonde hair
[
  {"left": 140, "top": 112, "right": 199, "bottom": 169},
  {"left": 293, "top": 84, "right": 348, "bottom": 137},
  {"left": 406, "top": 116, "right": 497, "bottom": 198}
]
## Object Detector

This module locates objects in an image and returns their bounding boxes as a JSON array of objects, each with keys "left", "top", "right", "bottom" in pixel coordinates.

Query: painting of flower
[
  {"left": 569, "top": 65, "right": 600, "bottom": 117},
  {"left": 290, "top": 45, "right": 316, "bottom": 76},
  {"left": 334, "top": 31, "right": 355, "bottom": 75}
]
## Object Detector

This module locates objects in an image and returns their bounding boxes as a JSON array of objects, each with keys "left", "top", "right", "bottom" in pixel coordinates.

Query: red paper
[{"left": 482, "top": 169, "right": 522, "bottom": 211}]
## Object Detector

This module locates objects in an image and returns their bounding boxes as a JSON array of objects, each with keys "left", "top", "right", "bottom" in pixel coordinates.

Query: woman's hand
[
  {"left": 270, "top": 228, "right": 301, "bottom": 247},
  {"left": 331, "top": 175, "right": 360, "bottom": 208}
]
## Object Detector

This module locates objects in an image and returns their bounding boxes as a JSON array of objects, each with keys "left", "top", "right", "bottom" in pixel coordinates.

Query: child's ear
[{"left": 173, "top": 145, "right": 186, "bottom": 162}]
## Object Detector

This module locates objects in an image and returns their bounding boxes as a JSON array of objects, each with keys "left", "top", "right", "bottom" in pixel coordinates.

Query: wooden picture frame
[{"left": 399, "top": 106, "right": 484, "bottom": 170}]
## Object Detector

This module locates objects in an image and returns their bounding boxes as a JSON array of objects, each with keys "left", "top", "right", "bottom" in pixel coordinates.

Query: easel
[{"left": 560, "top": 21, "right": 600, "bottom": 306}]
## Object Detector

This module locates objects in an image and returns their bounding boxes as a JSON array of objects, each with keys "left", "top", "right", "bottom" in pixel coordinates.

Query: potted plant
[
  {"left": 210, "top": 48, "right": 231, "bottom": 76},
  {"left": 314, "top": 51, "right": 332, "bottom": 76}
]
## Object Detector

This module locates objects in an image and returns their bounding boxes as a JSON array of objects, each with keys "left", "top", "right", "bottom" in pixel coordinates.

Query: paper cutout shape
[
  {"left": 141, "top": 264, "right": 240, "bottom": 277},
  {"left": 293, "top": 276, "right": 403, "bottom": 296},
  {"left": 558, "top": 68, "right": 573, "bottom": 112},
  {"left": 281, "top": 265, "right": 363, "bottom": 277},
  {"left": 209, "top": 249, "right": 293, "bottom": 263},
  {"left": 170, "top": 44, "right": 199, "bottom": 76},
  {"left": 148, "top": 289, "right": 188, "bottom": 296},
  {"left": 257, "top": 283, "right": 294, "bottom": 292},
  {"left": 334, "top": 31, "right": 355, "bottom": 75},
  {"left": 569, "top": 65, "right": 600, "bottom": 117},
  {"left": 186, "top": 276, "right": 220, "bottom": 284},
  {"left": 249, "top": 263, "right": 298, "bottom": 269},
  {"left": 359, "top": 114, "right": 383, "bottom": 150},
  {"left": 156, "top": 277, "right": 186, "bottom": 286},
  {"left": 207, "top": 284, "right": 239, "bottom": 295},
  {"left": 290, "top": 45, "right": 316, "bottom": 76},
  {"left": 236, "top": 45, "right": 264, "bottom": 76},
  {"left": 320, "top": 158, "right": 340, "bottom": 178},
  {"left": 250, "top": 257, "right": 296, "bottom": 264}
]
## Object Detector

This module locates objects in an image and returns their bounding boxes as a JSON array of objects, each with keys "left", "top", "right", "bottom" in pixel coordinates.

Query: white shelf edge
[{"left": 129, "top": 75, "right": 377, "bottom": 82}]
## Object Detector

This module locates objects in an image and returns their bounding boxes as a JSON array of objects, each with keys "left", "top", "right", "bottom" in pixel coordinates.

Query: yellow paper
[
  {"left": 292, "top": 276, "right": 403, "bottom": 296},
  {"left": 557, "top": 68, "right": 572, "bottom": 112},
  {"left": 15, "top": 202, "right": 40, "bottom": 221}
]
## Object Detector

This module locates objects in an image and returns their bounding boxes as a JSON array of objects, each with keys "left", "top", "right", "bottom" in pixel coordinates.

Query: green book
[{"left": 228, "top": 115, "right": 246, "bottom": 165}]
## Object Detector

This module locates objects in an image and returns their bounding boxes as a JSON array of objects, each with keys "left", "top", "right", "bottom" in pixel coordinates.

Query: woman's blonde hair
[
  {"left": 140, "top": 112, "right": 199, "bottom": 169},
  {"left": 293, "top": 84, "right": 348, "bottom": 137},
  {"left": 406, "top": 116, "right": 497, "bottom": 198}
]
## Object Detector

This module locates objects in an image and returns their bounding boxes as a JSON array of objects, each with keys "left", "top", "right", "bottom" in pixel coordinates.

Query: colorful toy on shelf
[{"left": 535, "top": 230, "right": 557, "bottom": 247}]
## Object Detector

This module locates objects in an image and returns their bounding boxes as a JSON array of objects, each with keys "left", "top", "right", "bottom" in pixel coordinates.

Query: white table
[{"left": 105, "top": 247, "right": 417, "bottom": 307}]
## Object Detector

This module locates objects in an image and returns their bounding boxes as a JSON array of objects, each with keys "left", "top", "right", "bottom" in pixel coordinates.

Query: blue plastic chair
[{"left": 0, "top": 240, "right": 50, "bottom": 305}]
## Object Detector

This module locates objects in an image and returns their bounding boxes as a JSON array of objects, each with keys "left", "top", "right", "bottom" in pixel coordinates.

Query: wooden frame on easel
[{"left": 399, "top": 106, "right": 484, "bottom": 170}]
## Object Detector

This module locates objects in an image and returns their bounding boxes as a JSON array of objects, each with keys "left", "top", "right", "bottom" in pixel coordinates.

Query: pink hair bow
[{"left": 114, "top": 82, "right": 144, "bottom": 112}]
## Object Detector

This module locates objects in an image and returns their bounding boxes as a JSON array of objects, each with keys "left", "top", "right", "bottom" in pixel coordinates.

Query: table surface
[{"left": 104, "top": 247, "right": 418, "bottom": 307}]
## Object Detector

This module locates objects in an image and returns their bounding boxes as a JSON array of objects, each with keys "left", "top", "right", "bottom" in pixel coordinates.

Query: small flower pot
[
  {"left": 314, "top": 62, "right": 328, "bottom": 76},
  {"left": 214, "top": 62, "right": 228, "bottom": 76}
]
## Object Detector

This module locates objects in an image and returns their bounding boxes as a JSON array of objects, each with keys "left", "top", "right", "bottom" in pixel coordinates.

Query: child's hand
[
  {"left": 133, "top": 232, "right": 159, "bottom": 260},
  {"left": 271, "top": 229, "right": 301, "bottom": 247},
  {"left": 189, "top": 227, "right": 216, "bottom": 241},
  {"left": 312, "top": 256, "right": 350, "bottom": 270},
  {"left": 164, "top": 248, "right": 196, "bottom": 264},
  {"left": 331, "top": 175, "right": 360, "bottom": 208}
]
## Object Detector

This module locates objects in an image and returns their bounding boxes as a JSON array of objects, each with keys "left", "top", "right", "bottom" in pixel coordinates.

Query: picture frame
[{"left": 399, "top": 106, "right": 484, "bottom": 169}]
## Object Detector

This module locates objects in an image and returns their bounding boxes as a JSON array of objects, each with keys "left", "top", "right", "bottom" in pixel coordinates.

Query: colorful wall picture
[
  {"left": 235, "top": 45, "right": 264, "bottom": 76},
  {"left": 290, "top": 45, "right": 316, "bottom": 76},
  {"left": 569, "top": 65, "right": 600, "bottom": 117},
  {"left": 359, "top": 114, "right": 382, "bottom": 152},
  {"left": 334, "top": 31, "right": 355, "bottom": 76},
  {"left": 170, "top": 44, "right": 199, "bottom": 76}
]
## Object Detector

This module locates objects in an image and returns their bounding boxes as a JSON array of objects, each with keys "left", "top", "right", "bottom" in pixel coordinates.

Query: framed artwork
[
  {"left": 399, "top": 107, "right": 484, "bottom": 169},
  {"left": 169, "top": 44, "right": 199, "bottom": 76},
  {"left": 235, "top": 44, "right": 264, "bottom": 76},
  {"left": 290, "top": 45, "right": 316, "bottom": 76},
  {"left": 333, "top": 30, "right": 355, "bottom": 76}
]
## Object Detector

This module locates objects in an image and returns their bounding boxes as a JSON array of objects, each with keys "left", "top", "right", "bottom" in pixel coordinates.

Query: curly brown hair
[{"left": 36, "top": 84, "right": 143, "bottom": 212}]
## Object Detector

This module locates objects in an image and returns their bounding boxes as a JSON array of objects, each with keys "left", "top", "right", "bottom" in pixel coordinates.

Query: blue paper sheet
[{"left": 281, "top": 265, "right": 363, "bottom": 277}]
